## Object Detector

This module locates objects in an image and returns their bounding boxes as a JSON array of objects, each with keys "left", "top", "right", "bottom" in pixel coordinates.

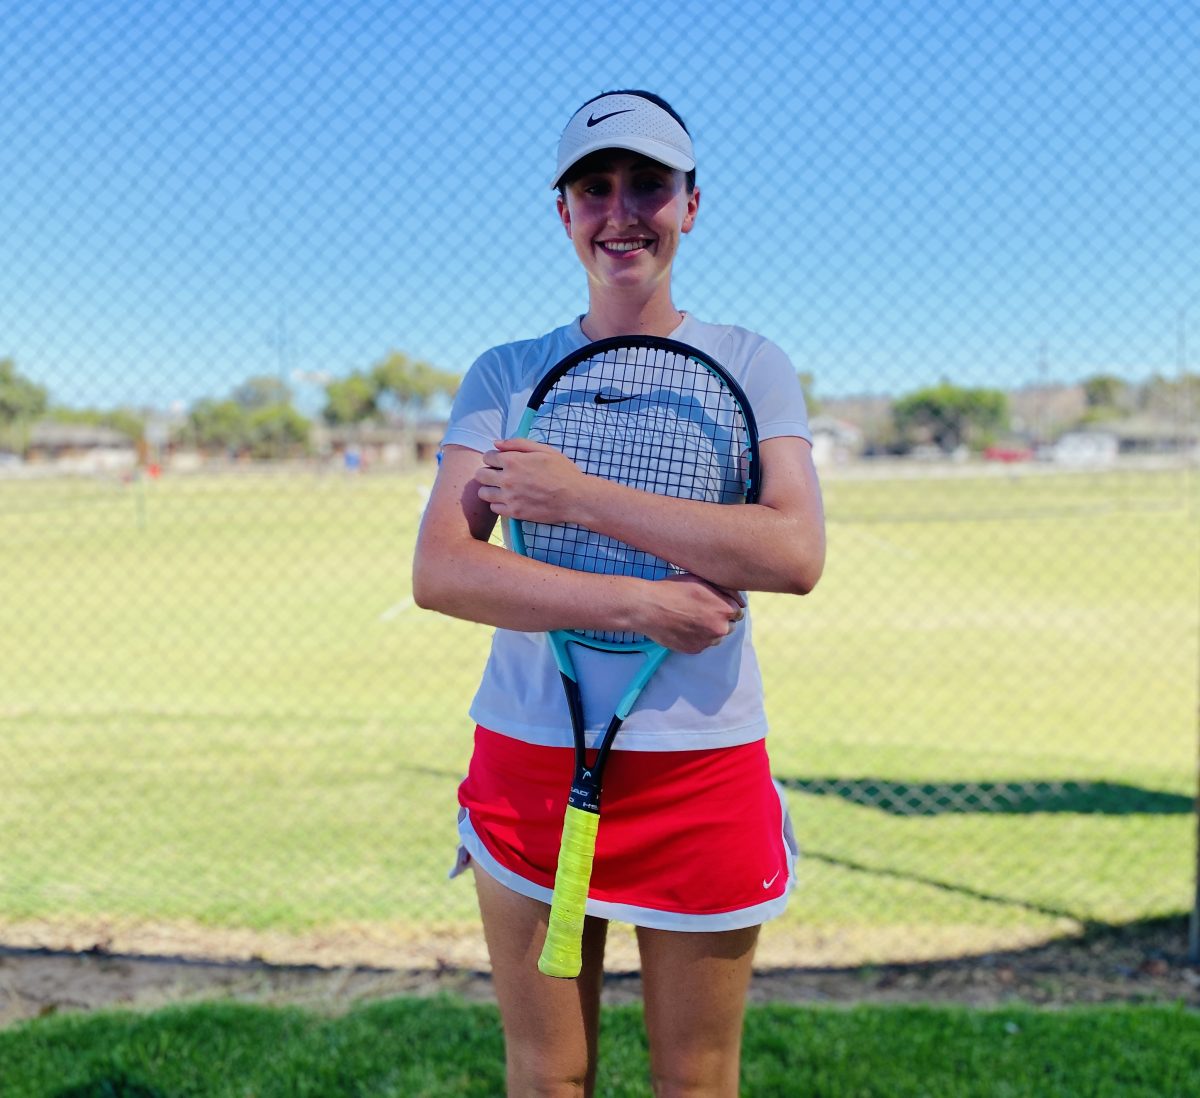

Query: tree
[
  {"left": 0, "top": 358, "right": 48, "bottom": 425},
  {"left": 371, "top": 351, "right": 459, "bottom": 424},
  {"left": 1140, "top": 372, "right": 1200, "bottom": 420},
  {"left": 246, "top": 403, "right": 311, "bottom": 459},
  {"left": 185, "top": 398, "right": 250, "bottom": 453},
  {"left": 1076, "top": 373, "right": 1130, "bottom": 426},
  {"left": 46, "top": 406, "right": 145, "bottom": 442},
  {"left": 0, "top": 358, "right": 48, "bottom": 455},
  {"left": 893, "top": 382, "right": 1009, "bottom": 453},
  {"left": 1082, "top": 373, "right": 1128, "bottom": 409},
  {"left": 322, "top": 372, "right": 378, "bottom": 426},
  {"left": 183, "top": 374, "right": 312, "bottom": 457},
  {"left": 232, "top": 375, "right": 293, "bottom": 411}
]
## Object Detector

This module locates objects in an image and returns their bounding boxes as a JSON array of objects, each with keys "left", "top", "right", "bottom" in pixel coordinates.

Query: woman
[{"left": 413, "top": 89, "right": 825, "bottom": 1098}]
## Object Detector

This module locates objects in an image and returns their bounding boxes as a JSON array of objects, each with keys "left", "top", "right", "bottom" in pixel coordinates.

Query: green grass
[
  {"left": 0, "top": 465, "right": 1196, "bottom": 962},
  {"left": 0, "top": 997, "right": 1197, "bottom": 1097}
]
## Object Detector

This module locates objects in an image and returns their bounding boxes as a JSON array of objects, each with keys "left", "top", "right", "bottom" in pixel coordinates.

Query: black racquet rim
[{"left": 525, "top": 335, "right": 763, "bottom": 504}]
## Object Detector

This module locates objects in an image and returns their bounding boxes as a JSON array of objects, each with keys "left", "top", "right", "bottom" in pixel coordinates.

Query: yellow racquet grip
[{"left": 538, "top": 805, "right": 600, "bottom": 978}]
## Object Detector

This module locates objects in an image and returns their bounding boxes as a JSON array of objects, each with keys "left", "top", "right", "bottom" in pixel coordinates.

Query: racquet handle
[{"left": 538, "top": 804, "right": 600, "bottom": 978}]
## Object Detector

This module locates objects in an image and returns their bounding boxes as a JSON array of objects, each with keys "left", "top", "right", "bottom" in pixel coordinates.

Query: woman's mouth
[{"left": 597, "top": 238, "right": 653, "bottom": 256}]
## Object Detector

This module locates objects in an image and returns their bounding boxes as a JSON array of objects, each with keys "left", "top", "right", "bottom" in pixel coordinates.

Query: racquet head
[{"left": 509, "top": 335, "right": 760, "bottom": 646}]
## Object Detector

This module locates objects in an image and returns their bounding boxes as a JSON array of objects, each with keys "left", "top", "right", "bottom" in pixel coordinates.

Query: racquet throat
[{"left": 568, "top": 770, "right": 601, "bottom": 814}]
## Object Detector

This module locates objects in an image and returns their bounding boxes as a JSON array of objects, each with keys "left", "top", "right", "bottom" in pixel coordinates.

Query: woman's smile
[
  {"left": 596, "top": 237, "right": 655, "bottom": 257},
  {"left": 558, "top": 152, "right": 698, "bottom": 303}
]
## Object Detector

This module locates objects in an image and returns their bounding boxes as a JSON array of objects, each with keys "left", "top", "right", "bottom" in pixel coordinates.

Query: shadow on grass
[
  {"left": 777, "top": 777, "right": 1193, "bottom": 816},
  {"left": 799, "top": 846, "right": 1090, "bottom": 923}
]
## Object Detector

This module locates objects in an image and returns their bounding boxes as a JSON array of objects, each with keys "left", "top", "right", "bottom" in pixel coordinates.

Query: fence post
[{"left": 1192, "top": 562, "right": 1200, "bottom": 963}]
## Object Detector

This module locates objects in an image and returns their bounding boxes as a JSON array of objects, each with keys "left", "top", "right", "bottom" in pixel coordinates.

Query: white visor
[{"left": 551, "top": 93, "right": 695, "bottom": 189}]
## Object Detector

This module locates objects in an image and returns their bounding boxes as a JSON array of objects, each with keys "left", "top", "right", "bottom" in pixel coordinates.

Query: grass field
[
  {"left": 0, "top": 463, "right": 1196, "bottom": 969},
  {"left": 2, "top": 997, "right": 1198, "bottom": 1097}
]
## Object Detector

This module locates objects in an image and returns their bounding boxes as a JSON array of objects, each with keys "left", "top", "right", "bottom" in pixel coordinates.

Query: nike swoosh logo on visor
[
  {"left": 586, "top": 109, "right": 635, "bottom": 127},
  {"left": 593, "top": 393, "right": 638, "bottom": 405}
]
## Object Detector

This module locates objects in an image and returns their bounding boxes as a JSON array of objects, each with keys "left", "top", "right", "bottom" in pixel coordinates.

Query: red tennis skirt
[{"left": 454, "top": 726, "right": 798, "bottom": 931}]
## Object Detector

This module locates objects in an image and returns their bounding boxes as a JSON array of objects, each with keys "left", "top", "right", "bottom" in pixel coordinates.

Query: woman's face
[{"left": 557, "top": 152, "right": 699, "bottom": 297}]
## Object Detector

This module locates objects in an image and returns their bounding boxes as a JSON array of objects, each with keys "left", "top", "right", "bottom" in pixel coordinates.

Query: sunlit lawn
[{"left": 0, "top": 464, "right": 1195, "bottom": 962}]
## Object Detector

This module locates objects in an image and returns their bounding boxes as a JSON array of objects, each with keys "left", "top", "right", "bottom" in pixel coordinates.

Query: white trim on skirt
[{"left": 449, "top": 780, "right": 801, "bottom": 933}]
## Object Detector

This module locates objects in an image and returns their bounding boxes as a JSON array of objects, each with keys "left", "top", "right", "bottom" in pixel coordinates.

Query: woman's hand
[
  {"left": 636, "top": 573, "right": 745, "bottom": 654},
  {"left": 417, "top": 446, "right": 750, "bottom": 648},
  {"left": 476, "top": 438, "right": 587, "bottom": 523}
]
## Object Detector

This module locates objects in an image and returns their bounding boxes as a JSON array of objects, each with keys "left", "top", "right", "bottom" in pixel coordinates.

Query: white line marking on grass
[{"left": 379, "top": 597, "right": 413, "bottom": 621}]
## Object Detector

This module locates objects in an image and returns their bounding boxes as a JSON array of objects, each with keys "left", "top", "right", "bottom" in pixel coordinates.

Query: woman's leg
[
  {"left": 636, "top": 924, "right": 760, "bottom": 1098},
  {"left": 474, "top": 866, "right": 609, "bottom": 1097}
]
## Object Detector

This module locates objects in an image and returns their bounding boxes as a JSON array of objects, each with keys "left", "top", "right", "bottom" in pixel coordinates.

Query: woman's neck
[{"left": 580, "top": 290, "right": 684, "bottom": 341}]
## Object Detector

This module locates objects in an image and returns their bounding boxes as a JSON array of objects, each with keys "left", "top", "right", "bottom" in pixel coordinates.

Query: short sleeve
[
  {"left": 744, "top": 340, "right": 812, "bottom": 443},
  {"left": 441, "top": 349, "right": 511, "bottom": 454}
]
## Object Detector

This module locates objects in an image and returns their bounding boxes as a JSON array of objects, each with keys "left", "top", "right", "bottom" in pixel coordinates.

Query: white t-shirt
[{"left": 440, "top": 314, "right": 811, "bottom": 752}]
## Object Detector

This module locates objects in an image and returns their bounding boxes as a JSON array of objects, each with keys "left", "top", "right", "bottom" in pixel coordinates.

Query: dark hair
[{"left": 557, "top": 89, "right": 697, "bottom": 195}]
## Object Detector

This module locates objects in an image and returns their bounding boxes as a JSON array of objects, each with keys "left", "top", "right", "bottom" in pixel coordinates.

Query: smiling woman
[
  {"left": 553, "top": 92, "right": 700, "bottom": 337},
  {"left": 411, "top": 88, "right": 825, "bottom": 1097},
  {"left": 557, "top": 151, "right": 698, "bottom": 315}
]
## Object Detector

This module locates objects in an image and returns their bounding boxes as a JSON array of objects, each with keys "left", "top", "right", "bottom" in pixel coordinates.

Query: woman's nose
[{"left": 608, "top": 184, "right": 636, "bottom": 223}]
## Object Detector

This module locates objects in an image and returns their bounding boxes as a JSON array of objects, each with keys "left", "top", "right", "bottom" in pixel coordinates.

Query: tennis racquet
[{"left": 503, "top": 335, "right": 761, "bottom": 979}]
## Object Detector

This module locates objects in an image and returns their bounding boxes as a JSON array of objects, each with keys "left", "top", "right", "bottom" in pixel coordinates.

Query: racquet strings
[{"left": 520, "top": 343, "right": 752, "bottom": 645}]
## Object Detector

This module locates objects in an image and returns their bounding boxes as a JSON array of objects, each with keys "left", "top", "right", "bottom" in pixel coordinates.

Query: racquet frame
[{"left": 503, "top": 335, "right": 760, "bottom": 978}]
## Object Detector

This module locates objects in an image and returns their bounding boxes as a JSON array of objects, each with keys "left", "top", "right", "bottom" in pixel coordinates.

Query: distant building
[
  {"left": 1052, "top": 431, "right": 1119, "bottom": 467},
  {"left": 1106, "top": 414, "right": 1199, "bottom": 457},
  {"left": 25, "top": 422, "right": 137, "bottom": 473},
  {"left": 312, "top": 423, "right": 444, "bottom": 468},
  {"left": 817, "top": 394, "right": 894, "bottom": 456},
  {"left": 1053, "top": 416, "right": 1197, "bottom": 466},
  {"left": 808, "top": 415, "right": 863, "bottom": 466}
]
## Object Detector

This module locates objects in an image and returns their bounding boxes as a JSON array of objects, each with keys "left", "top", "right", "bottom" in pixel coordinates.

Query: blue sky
[{"left": 1, "top": 0, "right": 1196, "bottom": 411}]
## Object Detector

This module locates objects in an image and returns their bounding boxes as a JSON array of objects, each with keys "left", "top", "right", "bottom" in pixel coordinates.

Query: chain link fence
[{"left": 1, "top": 1, "right": 1197, "bottom": 976}]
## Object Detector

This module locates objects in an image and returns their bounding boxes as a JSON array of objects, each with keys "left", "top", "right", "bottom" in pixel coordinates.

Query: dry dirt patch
[{"left": 2, "top": 917, "right": 1196, "bottom": 1027}]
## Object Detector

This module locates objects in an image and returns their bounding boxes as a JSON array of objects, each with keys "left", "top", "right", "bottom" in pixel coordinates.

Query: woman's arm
[
  {"left": 475, "top": 435, "right": 826, "bottom": 595},
  {"left": 411, "top": 445, "right": 745, "bottom": 652}
]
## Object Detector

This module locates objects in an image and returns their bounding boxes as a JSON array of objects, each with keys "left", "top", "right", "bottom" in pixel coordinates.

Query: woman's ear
[
  {"left": 681, "top": 186, "right": 701, "bottom": 234},
  {"left": 557, "top": 194, "right": 573, "bottom": 239}
]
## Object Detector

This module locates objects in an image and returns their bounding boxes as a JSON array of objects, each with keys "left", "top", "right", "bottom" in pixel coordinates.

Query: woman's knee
[{"left": 506, "top": 1039, "right": 594, "bottom": 1097}]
